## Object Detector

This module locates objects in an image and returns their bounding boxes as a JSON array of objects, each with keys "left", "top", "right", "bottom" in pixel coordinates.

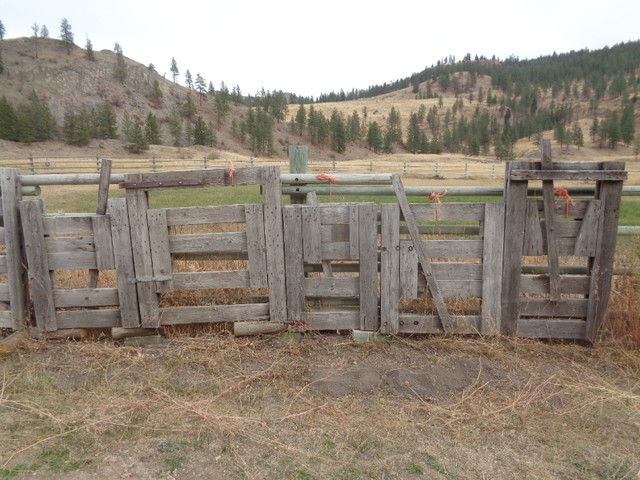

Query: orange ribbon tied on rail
[
  {"left": 429, "top": 188, "right": 447, "bottom": 232},
  {"left": 554, "top": 186, "right": 575, "bottom": 218},
  {"left": 228, "top": 161, "right": 236, "bottom": 186},
  {"left": 316, "top": 173, "right": 339, "bottom": 202}
]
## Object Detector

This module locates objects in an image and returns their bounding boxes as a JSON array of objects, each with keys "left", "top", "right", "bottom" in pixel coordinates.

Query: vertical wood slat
[
  {"left": 380, "top": 203, "right": 400, "bottom": 334},
  {"left": 400, "top": 242, "right": 418, "bottom": 299},
  {"left": 392, "top": 175, "right": 453, "bottom": 332},
  {"left": 261, "top": 166, "right": 287, "bottom": 323},
  {"left": 126, "top": 187, "right": 160, "bottom": 327},
  {"left": 146, "top": 209, "right": 173, "bottom": 293},
  {"left": 304, "top": 193, "right": 333, "bottom": 276},
  {"left": 283, "top": 206, "right": 304, "bottom": 322},
  {"left": 540, "top": 140, "right": 561, "bottom": 300},
  {"left": 586, "top": 161, "right": 625, "bottom": 340},
  {"left": 358, "top": 203, "right": 378, "bottom": 331},
  {"left": 501, "top": 163, "right": 528, "bottom": 336},
  {"left": 523, "top": 199, "right": 544, "bottom": 256},
  {"left": 481, "top": 202, "right": 505, "bottom": 334},
  {"left": 92, "top": 216, "right": 115, "bottom": 270},
  {"left": 574, "top": 200, "right": 601, "bottom": 257},
  {"left": 19, "top": 199, "right": 56, "bottom": 331},
  {"left": 245, "top": 204, "right": 268, "bottom": 289},
  {"left": 0, "top": 168, "right": 28, "bottom": 329},
  {"left": 349, "top": 205, "right": 359, "bottom": 260},
  {"left": 87, "top": 159, "right": 112, "bottom": 288},
  {"left": 301, "top": 204, "right": 322, "bottom": 262},
  {"left": 108, "top": 197, "right": 140, "bottom": 328}
]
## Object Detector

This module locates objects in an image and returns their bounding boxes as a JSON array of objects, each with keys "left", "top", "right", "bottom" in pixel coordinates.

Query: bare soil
[{"left": 1, "top": 333, "right": 639, "bottom": 479}]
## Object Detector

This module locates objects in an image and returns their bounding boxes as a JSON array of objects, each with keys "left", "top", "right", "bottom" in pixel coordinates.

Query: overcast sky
[{"left": 2, "top": 0, "right": 639, "bottom": 99}]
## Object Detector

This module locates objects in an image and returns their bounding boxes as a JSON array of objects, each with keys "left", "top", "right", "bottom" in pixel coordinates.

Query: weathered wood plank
[
  {"left": 245, "top": 204, "right": 268, "bottom": 289},
  {"left": 129, "top": 167, "right": 262, "bottom": 188},
  {"left": 108, "top": 197, "right": 139, "bottom": 328},
  {"left": 0, "top": 227, "right": 4, "bottom": 246},
  {"left": 481, "top": 202, "right": 504, "bottom": 334},
  {"left": 168, "top": 232, "right": 248, "bottom": 254},
  {"left": 574, "top": 200, "right": 601, "bottom": 257},
  {"left": 87, "top": 158, "right": 112, "bottom": 288},
  {"left": 392, "top": 175, "right": 453, "bottom": 332},
  {"left": 398, "top": 314, "right": 481, "bottom": 334},
  {"left": 42, "top": 215, "right": 93, "bottom": 235},
  {"left": 540, "top": 140, "right": 560, "bottom": 301},
  {"left": 416, "top": 278, "right": 483, "bottom": 298},
  {"left": 501, "top": 167, "right": 528, "bottom": 336},
  {"left": 380, "top": 203, "right": 400, "bottom": 334},
  {"left": 586, "top": 162, "right": 625, "bottom": 340},
  {"left": 172, "top": 270, "right": 251, "bottom": 290},
  {"left": 302, "top": 204, "right": 322, "bottom": 262},
  {"left": 45, "top": 235, "right": 95, "bottom": 253},
  {"left": 234, "top": 320, "right": 287, "bottom": 336},
  {"left": 307, "top": 309, "right": 360, "bottom": 330},
  {"left": 520, "top": 275, "right": 590, "bottom": 295},
  {"left": 321, "top": 242, "right": 352, "bottom": 260},
  {"left": 20, "top": 199, "right": 56, "bottom": 331},
  {"left": 92, "top": 216, "right": 116, "bottom": 270},
  {"left": 399, "top": 248, "right": 483, "bottom": 279},
  {"left": 1, "top": 168, "right": 28, "bottom": 328},
  {"left": 53, "top": 288, "right": 120, "bottom": 308},
  {"left": 165, "top": 204, "right": 246, "bottom": 226},
  {"left": 535, "top": 199, "right": 590, "bottom": 219},
  {"left": 0, "top": 284, "right": 9, "bottom": 302},
  {"left": 516, "top": 319, "right": 586, "bottom": 339},
  {"left": 56, "top": 309, "right": 121, "bottom": 329},
  {"left": 519, "top": 298, "right": 588, "bottom": 318},
  {"left": 523, "top": 199, "right": 544, "bottom": 256},
  {"left": 408, "top": 203, "right": 485, "bottom": 222},
  {"left": 400, "top": 241, "right": 418, "bottom": 299},
  {"left": 359, "top": 203, "right": 378, "bottom": 331},
  {"left": 160, "top": 303, "right": 270, "bottom": 324},
  {"left": 0, "top": 310, "right": 13, "bottom": 329},
  {"left": 261, "top": 166, "right": 287, "bottom": 323},
  {"left": 305, "top": 277, "right": 359, "bottom": 296},
  {"left": 283, "top": 205, "right": 305, "bottom": 322},
  {"left": 413, "top": 240, "right": 483, "bottom": 258},
  {"left": 47, "top": 252, "right": 97, "bottom": 270},
  {"left": 510, "top": 170, "right": 627, "bottom": 181},
  {"left": 349, "top": 204, "right": 359, "bottom": 260},
  {"left": 319, "top": 205, "right": 351, "bottom": 224},
  {"left": 0, "top": 255, "right": 7, "bottom": 274},
  {"left": 147, "top": 209, "right": 173, "bottom": 292}
]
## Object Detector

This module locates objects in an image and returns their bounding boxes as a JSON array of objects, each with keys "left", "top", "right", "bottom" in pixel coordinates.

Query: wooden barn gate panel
[
  {"left": 283, "top": 202, "right": 379, "bottom": 330},
  {"left": 501, "top": 142, "right": 626, "bottom": 340},
  {"left": 380, "top": 200, "right": 505, "bottom": 335}
]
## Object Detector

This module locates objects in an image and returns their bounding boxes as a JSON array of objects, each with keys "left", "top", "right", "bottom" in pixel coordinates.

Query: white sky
[{"left": 2, "top": 0, "right": 639, "bottom": 99}]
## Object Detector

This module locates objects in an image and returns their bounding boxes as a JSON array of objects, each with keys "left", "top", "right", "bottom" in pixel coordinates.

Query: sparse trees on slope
[
  {"left": 113, "top": 42, "right": 127, "bottom": 83},
  {"left": 185, "top": 69, "right": 193, "bottom": 89},
  {"left": 31, "top": 23, "right": 39, "bottom": 58},
  {"left": 144, "top": 112, "right": 161, "bottom": 145},
  {"left": 40, "top": 25, "right": 49, "bottom": 37},
  {"left": 170, "top": 57, "right": 179, "bottom": 83},
  {"left": 195, "top": 73, "right": 206, "bottom": 105},
  {"left": 85, "top": 36, "right": 95, "bottom": 61},
  {"left": 59, "top": 18, "right": 74, "bottom": 55}
]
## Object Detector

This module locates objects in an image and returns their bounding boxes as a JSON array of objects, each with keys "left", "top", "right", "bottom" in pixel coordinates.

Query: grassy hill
[{"left": 0, "top": 36, "right": 638, "bottom": 165}]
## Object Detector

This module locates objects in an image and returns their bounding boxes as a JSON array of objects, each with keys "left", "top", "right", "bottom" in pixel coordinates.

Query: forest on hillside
[{"left": 0, "top": 16, "right": 638, "bottom": 159}]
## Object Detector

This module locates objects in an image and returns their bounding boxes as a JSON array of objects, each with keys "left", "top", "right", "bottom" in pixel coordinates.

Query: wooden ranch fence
[{"left": 0, "top": 143, "right": 628, "bottom": 341}]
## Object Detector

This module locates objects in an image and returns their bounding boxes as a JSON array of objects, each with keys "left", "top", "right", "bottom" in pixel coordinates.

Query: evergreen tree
[
  {"left": 31, "top": 23, "right": 39, "bottom": 58},
  {"left": 195, "top": 73, "right": 206, "bottom": 105},
  {"left": 113, "top": 42, "right": 127, "bottom": 83},
  {"left": 181, "top": 92, "right": 197, "bottom": 120},
  {"left": 385, "top": 106, "right": 402, "bottom": 145},
  {"left": 0, "top": 96, "right": 17, "bottom": 140},
  {"left": 40, "top": 25, "right": 49, "bottom": 38},
  {"left": 170, "top": 57, "right": 179, "bottom": 83},
  {"left": 97, "top": 101, "right": 118, "bottom": 139},
  {"left": 16, "top": 107, "right": 36, "bottom": 143},
  {"left": 120, "top": 111, "right": 134, "bottom": 140},
  {"left": 125, "top": 122, "right": 149, "bottom": 152},
  {"left": 295, "top": 104, "right": 306, "bottom": 135},
  {"left": 27, "top": 91, "right": 57, "bottom": 141},
  {"left": 185, "top": 69, "right": 193, "bottom": 89},
  {"left": 366, "top": 121, "right": 383, "bottom": 152},
  {"left": 572, "top": 122, "right": 584, "bottom": 149},
  {"left": 62, "top": 109, "right": 90, "bottom": 145},
  {"left": 85, "top": 36, "right": 95, "bottom": 61},
  {"left": 144, "top": 112, "right": 161, "bottom": 144},
  {"left": 59, "top": 18, "right": 74, "bottom": 54},
  {"left": 193, "top": 116, "right": 207, "bottom": 145},
  {"left": 406, "top": 113, "right": 422, "bottom": 153},
  {"left": 1, "top": 19, "right": 6, "bottom": 40},
  {"left": 620, "top": 105, "right": 635, "bottom": 146},
  {"left": 167, "top": 109, "right": 183, "bottom": 146},
  {"left": 347, "top": 109, "right": 362, "bottom": 141},
  {"left": 329, "top": 109, "right": 347, "bottom": 153},
  {"left": 214, "top": 83, "right": 230, "bottom": 127},
  {"left": 150, "top": 80, "right": 163, "bottom": 107}
]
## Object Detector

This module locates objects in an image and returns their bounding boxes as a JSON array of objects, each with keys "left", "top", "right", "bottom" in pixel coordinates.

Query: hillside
[{"left": 0, "top": 36, "right": 638, "bottom": 165}]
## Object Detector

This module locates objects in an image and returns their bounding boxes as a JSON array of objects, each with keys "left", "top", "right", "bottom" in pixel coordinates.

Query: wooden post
[
  {"left": 0, "top": 168, "right": 28, "bottom": 329},
  {"left": 358, "top": 203, "right": 378, "bottom": 331},
  {"left": 87, "top": 158, "right": 112, "bottom": 288},
  {"left": 20, "top": 199, "right": 57, "bottom": 331},
  {"left": 540, "top": 140, "right": 561, "bottom": 300},
  {"left": 501, "top": 162, "right": 528, "bottom": 336},
  {"left": 283, "top": 205, "right": 304, "bottom": 322},
  {"left": 481, "top": 202, "right": 505, "bottom": 334},
  {"left": 289, "top": 146, "right": 308, "bottom": 204}
]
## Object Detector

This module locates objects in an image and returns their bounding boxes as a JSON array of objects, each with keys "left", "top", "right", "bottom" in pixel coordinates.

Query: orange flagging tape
[
  {"left": 316, "top": 173, "right": 339, "bottom": 202},
  {"left": 429, "top": 188, "right": 447, "bottom": 228},
  {"left": 554, "top": 187, "right": 575, "bottom": 218},
  {"left": 228, "top": 161, "right": 235, "bottom": 186}
]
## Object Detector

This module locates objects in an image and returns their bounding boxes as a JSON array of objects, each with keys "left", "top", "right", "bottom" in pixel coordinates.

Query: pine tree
[
  {"left": 214, "top": 84, "right": 230, "bottom": 127},
  {"left": 59, "top": 18, "right": 74, "bottom": 55},
  {"left": 31, "top": 23, "right": 39, "bottom": 59},
  {"left": 150, "top": 80, "right": 163, "bottom": 107},
  {"left": 170, "top": 57, "right": 179, "bottom": 83},
  {"left": 185, "top": 69, "right": 193, "bottom": 89},
  {"left": 329, "top": 109, "right": 347, "bottom": 153},
  {"left": 347, "top": 109, "right": 362, "bottom": 141},
  {"left": 385, "top": 107, "right": 402, "bottom": 145},
  {"left": 113, "top": 42, "right": 127, "bottom": 83},
  {"left": 406, "top": 113, "right": 422, "bottom": 153},
  {"left": 85, "top": 36, "right": 95, "bottom": 61},
  {"left": 572, "top": 123, "right": 584, "bottom": 149},
  {"left": 126, "top": 123, "right": 149, "bottom": 152},
  {"left": 181, "top": 92, "right": 197, "bottom": 120},
  {"left": 28, "top": 91, "right": 57, "bottom": 141},
  {"left": 620, "top": 105, "right": 635, "bottom": 146},
  {"left": 144, "top": 112, "right": 161, "bottom": 144},
  {"left": 167, "top": 109, "right": 183, "bottom": 146},
  {"left": 295, "top": 104, "right": 306, "bottom": 135},
  {"left": 0, "top": 96, "right": 18, "bottom": 140},
  {"left": 40, "top": 25, "right": 49, "bottom": 38},
  {"left": 195, "top": 73, "right": 206, "bottom": 105},
  {"left": 193, "top": 116, "right": 207, "bottom": 145},
  {"left": 367, "top": 122, "right": 383, "bottom": 152}
]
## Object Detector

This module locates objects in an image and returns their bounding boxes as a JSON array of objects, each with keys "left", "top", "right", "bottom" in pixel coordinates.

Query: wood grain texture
[
  {"left": 481, "top": 202, "right": 505, "bottom": 334},
  {"left": 380, "top": 203, "right": 400, "bottom": 334},
  {"left": 147, "top": 208, "right": 173, "bottom": 292},
  {"left": 358, "top": 203, "right": 379, "bottom": 331},
  {"left": 245, "top": 204, "right": 268, "bottom": 289}
]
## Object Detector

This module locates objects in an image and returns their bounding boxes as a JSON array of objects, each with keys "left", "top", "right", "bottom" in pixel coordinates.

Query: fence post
[
  {"left": 289, "top": 145, "right": 308, "bottom": 204},
  {"left": 435, "top": 162, "right": 440, "bottom": 177},
  {"left": 403, "top": 162, "right": 407, "bottom": 174},
  {"left": 151, "top": 154, "right": 157, "bottom": 172},
  {"left": 369, "top": 161, "right": 373, "bottom": 173},
  {"left": 492, "top": 164, "right": 496, "bottom": 178},
  {"left": 332, "top": 159, "right": 336, "bottom": 173},
  {"left": 465, "top": 162, "right": 469, "bottom": 179},
  {"left": 96, "top": 155, "right": 101, "bottom": 173},
  {"left": 29, "top": 154, "right": 35, "bottom": 174},
  {"left": 203, "top": 156, "right": 208, "bottom": 169},
  {"left": 250, "top": 157, "right": 254, "bottom": 167}
]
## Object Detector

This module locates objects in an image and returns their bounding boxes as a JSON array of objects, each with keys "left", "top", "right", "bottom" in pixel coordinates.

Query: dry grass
[{"left": 1, "top": 334, "right": 639, "bottom": 479}]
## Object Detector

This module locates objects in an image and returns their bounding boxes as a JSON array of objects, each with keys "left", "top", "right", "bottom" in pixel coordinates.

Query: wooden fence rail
[{"left": 0, "top": 145, "right": 628, "bottom": 341}]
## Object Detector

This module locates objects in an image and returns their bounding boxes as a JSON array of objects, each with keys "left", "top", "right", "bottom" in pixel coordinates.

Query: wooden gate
[
  {"left": 19, "top": 166, "right": 287, "bottom": 331},
  {"left": 379, "top": 200, "right": 505, "bottom": 335},
  {"left": 282, "top": 202, "right": 379, "bottom": 330},
  {"left": 501, "top": 142, "right": 626, "bottom": 340}
]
